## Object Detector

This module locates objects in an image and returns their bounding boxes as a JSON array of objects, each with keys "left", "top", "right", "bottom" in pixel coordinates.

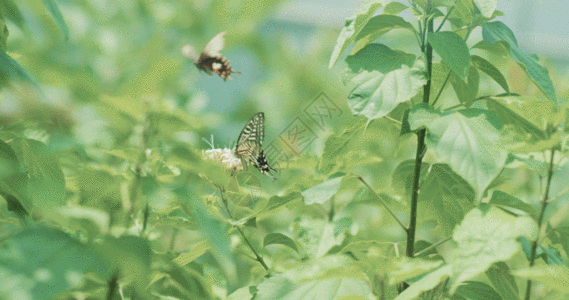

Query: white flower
[{"left": 203, "top": 147, "right": 243, "bottom": 171}]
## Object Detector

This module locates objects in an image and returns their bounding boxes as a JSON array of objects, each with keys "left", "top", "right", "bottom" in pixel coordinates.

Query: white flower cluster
[{"left": 203, "top": 147, "right": 244, "bottom": 171}]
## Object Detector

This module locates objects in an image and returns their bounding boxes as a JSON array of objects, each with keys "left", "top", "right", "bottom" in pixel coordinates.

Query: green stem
[
  {"left": 407, "top": 4, "right": 433, "bottom": 260},
  {"left": 358, "top": 177, "right": 408, "bottom": 232},
  {"left": 219, "top": 189, "right": 270, "bottom": 272},
  {"left": 430, "top": 72, "right": 451, "bottom": 108},
  {"left": 235, "top": 225, "right": 270, "bottom": 271},
  {"left": 435, "top": 5, "right": 455, "bottom": 32},
  {"left": 525, "top": 147, "right": 556, "bottom": 300},
  {"left": 413, "top": 236, "right": 452, "bottom": 257}
]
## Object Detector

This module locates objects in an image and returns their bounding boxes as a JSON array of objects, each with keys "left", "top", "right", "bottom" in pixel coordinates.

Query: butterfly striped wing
[{"left": 235, "top": 113, "right": 276, "bottom": 179}]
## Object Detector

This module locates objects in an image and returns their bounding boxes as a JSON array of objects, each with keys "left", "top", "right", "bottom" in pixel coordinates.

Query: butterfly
[
  {"left": 182, "top": 31, "right": 241, "bottom": 81},
  {"left": 234, "top": 112, "right": 277, "bottom": 179}
]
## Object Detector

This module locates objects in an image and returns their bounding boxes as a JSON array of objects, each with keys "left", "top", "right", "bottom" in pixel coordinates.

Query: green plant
[{"left": 0, "top": 0, "right": 568, "bottom": 300}]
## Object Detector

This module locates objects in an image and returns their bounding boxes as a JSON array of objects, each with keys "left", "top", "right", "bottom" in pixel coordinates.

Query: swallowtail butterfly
[
  {"left": 182, "top": 31, "right": 240, "bottom": 81},
  {"left": 235, "top": 112, "right": 276, "bottom": 179}
]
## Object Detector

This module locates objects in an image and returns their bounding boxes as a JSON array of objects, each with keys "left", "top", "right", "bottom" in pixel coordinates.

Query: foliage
[{"left": 0, "top": 0, "right": 568, "bottom": 300}]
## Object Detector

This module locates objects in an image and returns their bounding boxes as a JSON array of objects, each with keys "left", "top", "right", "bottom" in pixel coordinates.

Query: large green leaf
[
  {"left": 408, "top": 106, "right": 507, "bottom": 197},
  {"left": 329, "top": 0, "right": 385, "bottom": 68},
  {"left": 344, "top": 44, "right": 426, "bottom": 119},
  {"left": 450, "top": 206, "right": 537, "bottom": 292},
  {"left": 301, "top": 172, "right": 346, "bottom": 205},
  {"left": 352, "top": 15, "right": 415, "bottom": 53},
  {"left": 255, "top": 256, "right": 374, "bottom": 300},
  {"left": 41, "top": 0, "right": 69, "bottom": 40},
  {"left": 418, "top": 164, "right": 475, "bottom": 237},
  {"left": 319, "top": 117, "right": 366, "bottom": 174},
  {"left": 428, "top": 31, "right": 470, "bottom": 79},
  {"left": 0, "top": 228, "right": 110, "bottom": 300},
  {"left": 388, "top": 257, "right": 444, "bottom": 284},
  {"left": 449, "top": 63, "right": 479, "bottom": 105},
  {"left": 485, "top": 96, "right": 546, "bottom": 140},
  {"left": 482, "top": 21, "right": 556, "bottom": 102},
  {"left": 513, "top": 265, "right": 569, "bottom": 293}
]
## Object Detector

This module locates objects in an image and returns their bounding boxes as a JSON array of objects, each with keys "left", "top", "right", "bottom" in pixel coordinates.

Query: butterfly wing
[
  {"left": 202, "top": 31, "right": 226, "bottom": 57},
  {"left": 181, "top": 45, "right": 200, "bottom": 63},
  {"left": 235, "top": 113, "right": 276, "bottom": 179}
]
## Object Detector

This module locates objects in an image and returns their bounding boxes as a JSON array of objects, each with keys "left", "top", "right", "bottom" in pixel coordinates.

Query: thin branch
[
  {"left": 525, "top": 147, "right": 556, "bottom": 300},
  {"left": 430, "top": 72, "right": 451, "bottom": 108},
  {"left": 413, "top": 236, "right": 452, "bottom": 257},
  {"left": 358, "top": 176, "right": 408, "bottom": 232},
  {"left": 436, "top": 5, "right": 455, "bottom": 32},
  {"left": 219, "top": 189, "right": 270, "bottom": 272}
]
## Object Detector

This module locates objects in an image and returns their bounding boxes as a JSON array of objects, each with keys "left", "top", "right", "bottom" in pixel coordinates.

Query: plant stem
[
  {"left": 524, "top": 147, "right": 555, "bottom": 300},
  {"left": 218, "top": 189, "right": 270, "bottom": 272},
  {"left": 358, "top": 177, "right": 408, "bottom": 232},
  {"left": 235, "top": 225, "right": 270, "bottom": 271},
  {"left": 406, "top": 3, "right": 433, "bottom": 262},
  {"left": 413, "top": 236, "right": 452, "bottom": 257}
]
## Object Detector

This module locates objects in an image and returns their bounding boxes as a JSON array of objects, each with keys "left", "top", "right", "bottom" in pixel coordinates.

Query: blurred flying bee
[{"left": 182, "top": 32, "right": 241, "bottom": 81}]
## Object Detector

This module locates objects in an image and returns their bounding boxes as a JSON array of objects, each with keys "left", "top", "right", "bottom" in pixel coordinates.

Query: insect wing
[
  {"left": 181, "top": 45, "right": 200, "bottom": 62},
  {"left": 202, "top": 31, "right": 226, "bottom": 57}
]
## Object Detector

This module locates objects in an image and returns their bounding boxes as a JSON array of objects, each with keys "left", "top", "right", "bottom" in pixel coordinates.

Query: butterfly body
[
  {"left": 235, "top": 112, "right": 276, "bottom": 179},
  {"left": 182, "top": 32, "right": 240, "bottom": 81}
]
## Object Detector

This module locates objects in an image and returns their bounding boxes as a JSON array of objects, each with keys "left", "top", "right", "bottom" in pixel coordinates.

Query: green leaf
[
  {"left": 472, "top": 0, "right": 497, "bottom": 18},
  {"left": 0, "top": 0, "right": 25, "bottom": 29},
  {"left": 319, "top": 117, "right": 366, "bottom": 174},
  {"left": 449, "top": 65, "right": 479, "bottom": 105},
  {"left": 418, "top": 164, "right": 475, "bottom": 236},
  {"left": 293, "top": 216, "right": 351, "bottom": 258},
  {"left": 395, "top": 265, "right": 453, "bottom": 300},
  {"left": 383, "top": 2, "right": 409, "bottom": 15},
  {"left": 409, "top": 106, "right": 507, "bottom": 197},
  {"left": 344, "top": 44, "right": 427, "bottom": 119},
  {"left": 512, "top": 265, "right": 569, "bottom": 293},
  {"left": 165, "top": 264, "right": 214, "bottom": 299},
  {"left": 391, "top": 160, "right": 430, "bottom": 197},
  {"left": 41, "top": 0, "right": 69, "bottom": 40},
  {"left": 352, "top": 15, "right": 415, "bottom": 53},
  {"left": 471, "top": 55, "right": 509, "bottom": 92},
  {"left": 97, "top": 235, "right": 151, "bottom": 293},
  {"left": 0, "top": 49, "right": 42, "bottom": 88},
  {"left": 549, "top": 226, "right": 569, "bottom": 258},
  {"left": 520, "top": 237, "right": 564, "bottom": 265},
  {"left": 329, "top": 1, "right": 384, "bottom": 68},
  {"left": 483, "top": 21, "right": 556, "bottom": 102},
  {"left": 486, "top": 262, "right": 519, "bottom": 300},
  {"left": 450, "top": 206, "right": 537, "bottom": 292},
  {"left": 301, "top": 172, "right": 346, "bottom": 205},
  {"left": 254, "top": 191, "right": 302, "bottom": 220},
  {"left": 428, "top": 32, "right": 470, "bottom": 79},
  {"left": 389, "top": 257, "right": 444, "bottom": 284},
  {"left": 454, "top": 281, "right": 502, "bottom": 300},
  {"left": 9, "top": 138, "right": 66, "bottom": 211},
  {"left": 264, "top": 233, "right": 299, "bottom": 253},
  {"left": 0, "top": 228, "right": 110, "bottom": 300},
  {"left": 485, "top": 96, "right": 545, "bottom": 140},
  {"left": 255, "top": 256, "right": 374, "bottom": 300},
  {"left": 173, "top": 241, "right": 211, "bottom": 267},
  {"left": 488, "top": 190, "right": 538, "bottom": 219},
  {"left": 177, "top": 185, "right": 236, "bottom": 284}
]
